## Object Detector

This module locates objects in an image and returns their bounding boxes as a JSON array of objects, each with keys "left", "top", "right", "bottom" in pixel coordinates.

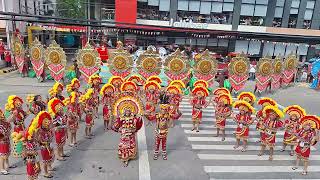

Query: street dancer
[
  {"left": 190, "top": 85, "right": 209, "bottom": 132},
  {"left": 100, "top": 83, "right": 115, "bottom": 131},
  {"left": 214, "top": 93, "right": 232, "bottom": 141}
]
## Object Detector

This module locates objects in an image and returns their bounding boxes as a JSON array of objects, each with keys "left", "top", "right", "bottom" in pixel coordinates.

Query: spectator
[{"left": 249, "top": 64, "right": 256, "bottom": 80}]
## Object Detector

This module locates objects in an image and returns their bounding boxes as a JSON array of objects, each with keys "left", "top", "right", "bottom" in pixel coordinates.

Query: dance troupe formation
[{"left": 0, "top": 74, "right": 319, "bottom": 179}]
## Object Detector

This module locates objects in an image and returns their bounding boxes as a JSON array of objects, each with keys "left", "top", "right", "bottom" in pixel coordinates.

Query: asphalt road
[{"left": 0, "top": 72, "right": 319, "bottom": 180}]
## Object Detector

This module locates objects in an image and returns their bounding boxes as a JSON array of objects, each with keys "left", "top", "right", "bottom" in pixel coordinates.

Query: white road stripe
[
  {"left": 204, "top": 166, "right": 320, "bottom": 173},
  {"left": 210, "top": 179, "right": 320, "bottom": 180},
  {"left": 188, "top": 136, "right": 285, "bottom": 143},
  {"left": 181, "top": 124, "right": 257, "bottom": 129},
  {"left": 180, "top": 113, "right": 256, "bottom": 118},
  {"left": 184, "top": 129, "right": 285, "bottom": 136},
  {"left": 198, "top": 154, "right": 320, "bottom": 161},
  {"left": 137, "top": 123, "right": 151, "bottom": 180},
  {"left": 192, "top": 144, "right": 316, "bottom": 151}
]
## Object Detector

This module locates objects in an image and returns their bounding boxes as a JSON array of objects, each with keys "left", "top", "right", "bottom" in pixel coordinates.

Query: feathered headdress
[
  {"left": 100, "top": 83, "right": 115, "bottom": 96},
  {"left": 237, "top": 92, "right": 256, "bottom": 105},
  {"left": 258, "top": 97, "right": 277, "bottom": 107},
  {"left": 25, "top": 111, "right": 52, "bottom": 140},
  {"left": 283, "top": 105, "right": 306, "bottom": 119},
  {"left": 48, "top": 98, "right": 65, "bottom": 116},
  {"left": 146, "top": 76, "right": 162, "bottom": 84},
  {"left": 79, "top": 88, "right": 94, "bottom": 103},
  {"left": 66, "top": 78, "right": 80, "bottom": 93},
  {"left": 48, "top": 82, "right": 63, "bottom": 97},
  {"left": 192, "top": 86, "right": 209, "bottom": 97},
  {"left": 5, "top": 95, "right": 23, "bottom": 111},
  {"left": 194, "top": 80, "right": 208, "bottom": 89},
  {"left": 263, "top": 105, "right": 284, "bottom": 119},
  {"left": 233, "top": 100, "right": 255, "bottom": 113}
]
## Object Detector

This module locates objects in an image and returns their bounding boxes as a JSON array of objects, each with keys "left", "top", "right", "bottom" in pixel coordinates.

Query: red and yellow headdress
[
  {"left": 258, "top": 97, "right": 277, "bottom": 108},
  {"left": 160, "top": 104, "right": 170, "bottom": 110},
  {"left": 113, "top": 96, "right": 143, "bottom": 117},
  {"left": 237, "top": 92, "right": 256, "bottom": 105},
  {"left": 121, "top": 81, "right": 138, "bottom": 93},
  {"left": 144, "top": 81, "right": 161, "bottom": 91},
  {"left": 213, "top": 88, "right": 230, "bottom": 96},
  {"left": 192, "top": 86, "right": 209, "bottom": 97},
  {"left": 49, "top": 82, "right": 63, "bottom": 97},
  {"left": 299, "top": 115, "right": 320, "bottom": 129},
  {"left": 5, "top": 95, "right": 23, "bottom": 111},
  {"left": 126, "top": 75, "right": 144, "bottom": 85},
  {"left": 166, "top": 85, "right": 182, "bottom": 94},
  {"left": 26, "top": 94, "right": 35, "bottom": 104},
  {"left": 63, "top": 92, "right": 77, "bottom": 106},
  {"left": 283, "top": 105, "right": 306, "bottom": 119},
  {"left": 25, "top": 111, "right": 52, "bottom": 140},
  {"left": 48, "top": 98, "right": 65, "bottom": 116},
  {"left": 108, "top": 76, "right": 124, "bottom": 86},
  {"left": 217, "top": 93, "right": 233, "bottom": 105},
  {"left": 146, "top": 76, "right": 162, "bottom": 84},
  {"left": 194, "top": 80, "right": 208, "bottom": 89},
  {"left": 263, "top": 105, "right": 284, "bottom": 119},
  {"left": 169, "top": 80, "right": 186, "bottom": 89},
  {"left": 66, "top": 78, "right": 80, "bottom": 93},
  {"left": 100, "top": 83, "right": 115, "bottom": 96},
  {"left": 233, "top": 100, "right": 255, "bottom": 113},
  {"left": 88, "top": 74, "right": 102, "bottom": 85},
  {"left": 79, "top": 88, "right": 94, "bottom": 103}
]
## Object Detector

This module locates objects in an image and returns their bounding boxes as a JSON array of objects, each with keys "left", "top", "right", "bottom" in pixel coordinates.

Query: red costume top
[
  {"left": 12, "top": 109, "right": 27, "bottom": 133},
  {"left": 295, "top": 128, "right": 317, "bottom": 159},
  {"left": 0, "top": 120, "right": 11, "bottom": 157},
  {"left": 102, "top": 94, "right": 114, "bottom": 120},
  {"left": 261, "top": 116, "right": 283, "bottom": 147},
  {"left": 145, "top": 92, "right": 159, "bottom": 121},
  {"left": 191, "top": 97, "right": 206, "bottom": 121},
  {"left": 215, "top": 105, "right": 231, "bottom": 129},
  {"left": 112, "top": 114, "right": 143, "bottom": 161},
  {"left": 235, "top": 113, "right": 253, "bottom": 139},
  {"left": 67, "top": 103, "right": 79, "bottom": 132},
  {"left": 37, "top": 128, "right": 54, "bottom": 164},
  {"left": 24, "top": 140, "right": 40, "bottom": 179},
  {"left": 4, "top": 50, "right": 11, "bottom": 62},
  {"left": 283, "top": 119, "right": 299, "bottom": 145},
  {"left": 85, "top": 98, "right": 95, "bottom": 127},
  {"left": 52, "top": 113, "right": 67, "bottom": 148},
  {"left": 96, "top": 46, "right": 109, "bottom": 62}
]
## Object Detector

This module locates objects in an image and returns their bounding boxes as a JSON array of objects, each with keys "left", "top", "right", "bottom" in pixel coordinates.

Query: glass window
[
  {"left": 159, "top": 0, "right": 170, "bottom": 11},
  {"left": 304, "top": 9, "right": 313, "bottom": 20},
  {"left": 290, "top": 8, "right": 299, "bottom": 14},
  {"left": 200, "top": 1, "right": 212, "bottom": 14},
  {"left": 208, "top": 39, "right": 218, "bottom": 46},
  {"left": 175, "top": 38, "right": 186, "bottom": 45},
  {"left": 276, "top": 0, "right": 285, "bottom": 6},
  {"left": 197, "top": 39, "right": 207, "bottom": 46},
  {"left": 242, "top": 0, "right": 255, "bottom": 3},
  {"left": 285, "top": 45, "right": 297, "bottom": 56},
  {"left": 240, "top": 4, "right": 254, "bottom": 16},
  {"left": 218, "top": 39, "right": 229, "bottom": 47},
  {"left": 224, "top": 0, "right": 235, "bottom": 2},
  {"left": 274, "top": 7, "right": 284, "bottom": 17},
  {"left": 298, "top": 44, "right": 308, "bottom": 55},
  {"left": 235, "top": 40, "right": 249, "bottom": 54},
  {"left": 254, "top": 5, "right": 267, "bottom": 16},
  {"left": 255, "top": 0, "right": 269, "bottom": 5},
  {"left": 274, "top": 43, "right": 286, "bottom": 56},
  {"left": 148, "top": 0, "right": 159, "bottom": 6},
  {"left": 291, "top": 0, "right": 300, "bottom": 8},
  {"left": 263, "top": 42, "right": 275, "bottom": 56},
  {"left": 178, "top": 0, "right": 188, "bottom": 10},
  {"left": 212, "top": 2, "right": 223, "bottom": 13},
  {"left": 306, "top": 0, "right": 315, "bottom": 9},
  {"left": 223, "top": 3, "right": 234, "bottom": 11},
  {"left": 189, "top": 1, "right": 200, "bottom": 11},
  {"left": 138, "top": 0, "right": 148, "bottom": 2}
]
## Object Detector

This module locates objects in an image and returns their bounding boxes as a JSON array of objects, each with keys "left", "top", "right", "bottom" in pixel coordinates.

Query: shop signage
[{"left": 169, "top": 19, "right": 208, "bottom": 29}]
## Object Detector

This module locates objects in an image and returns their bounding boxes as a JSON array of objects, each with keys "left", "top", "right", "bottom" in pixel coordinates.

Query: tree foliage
[{"left": 56, "top": 0, "right": 86, "bottom": 19}]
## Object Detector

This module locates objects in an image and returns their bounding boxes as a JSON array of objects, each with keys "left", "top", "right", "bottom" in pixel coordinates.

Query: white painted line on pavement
[
  {"left": 188, "top": 136, "right": 285, "bottom": 143},
  {"left": 184, "top": 129, "right": 285, "bottom": 136},
  {"left": 211, "top": 179, "right": 320, "bottom": 180},
  {"left": 204, "top": 166, "right": 320, "bottom": 173},
  {"left": 198, "top": 154, "right": 320, "bottom": 161},
  {"left": 137, "top": 123, "right": 151, "bottom": 180},
  {"left": 181, "top": 124, "right": 257, "bottom": 129},
  {"left": 192, "top": 144, "right": 316, "bottom": 151}
]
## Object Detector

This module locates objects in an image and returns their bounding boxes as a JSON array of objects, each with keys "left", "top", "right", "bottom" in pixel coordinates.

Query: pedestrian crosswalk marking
[
  {"left": 204, "top": 166, "right": 320, "bottom": 173},
  {"left": 192, "top": 144, "right": 316, "bottom": 151},
  {"left": 198, "top": 154, "right": 320, "bottom": 161}
]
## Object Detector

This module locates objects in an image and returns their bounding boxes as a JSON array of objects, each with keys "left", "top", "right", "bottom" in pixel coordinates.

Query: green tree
[{"left": 56, "top": 0, "right": 86, "bottom": 19}]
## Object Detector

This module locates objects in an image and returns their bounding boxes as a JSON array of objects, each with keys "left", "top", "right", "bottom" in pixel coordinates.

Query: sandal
[
  {"left": 57, "top": 157, "right": 66, "bottom": 161},
  {"left": 9, "top": 165, "right": 17, "bottom": 168},
  {"left": 44, "top": 174, "right": 53, "bottom": 178},
  {"left": 62, "top": 154, "right": 70, "bottom": 157},
  {"left": 302, "top": 171, "right": 307, "bottom": 175},
  {"left": 48, "top": 167, "right": 56, "bottom": 171},
  {"left": 123, "top": 161, "right": 128, "bottom": 167},
  {"left": 233, "top": 145, "right": 239, "bottom": 149},
  {"left": 292, "top": 167, "right": 298, "bottom": 170},
  {"left": 153, "top": 154, "right": 158, "bottom": 160},
  {"left": 162, "top": 154, "right": 167, "bottom": 160},
  {"left": 241, "top": 148, "right": 247, "bottom": 152},
  {"left": 0, "top": 170, "right": 9, "bottom": 175},
  {"left": 221, "top": 137, "right": 225, "bottom": 141},
  {"left": 280, "top": 149, "right": 285, "bottom": 152},
  {"left": 289, "top": 151, "right": 294, "bottom": 156}
]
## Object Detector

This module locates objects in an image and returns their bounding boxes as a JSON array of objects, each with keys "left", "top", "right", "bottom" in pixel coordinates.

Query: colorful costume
[
  {"left": 283, "top": 105, "right": 306, "bottom": 146},
  {"left": 228, "top": 54, "right": 250, "bottom": 93},
  {"left": 112, "top": 96, "right": 143, "bottom": 166},
  {"left": 66, "top": 78, "right": 82, "bottom": 119},
  {"left": 167, "top": 85, "right": 182, "bottom": 120},
  {"left": 5, "top": 95, "right": 27, "bottom": 133},
  {"left": 194, "top": 50, "right": 218, "bottom": 86},
  {"left": 295, "top": 115, "right": 320, "bottom": 160},
  {"left": 190, "top": 86, "right": 209, "bottom": 130},
  {"left": 48, "top": 98, "right": 67, "bottom": 149},
  {"left": 144, "top": 81, "right": 161, "bottom": 122},
  {"left": 80, "top": 89, "right": 95, "bottom": 127},
  {"left": 100, "top": 84, "right": 115, "bottom": 124},
  {"left": 255, "top": 57, "right": 273, "bottom": 93},
  {"left": 256, "top": 98, "right": 277, "bottom": 133},
  {"left": 215, "top": 94, "right": 232, "bottom": 130},
  {"left": 26, "top": 94, "right": 47, "bottom": 115},
  {"left": 108, "top": 76, "right": 124, "bottom": 100},
  {"left": 48, "top": 82, "right": 65, "bottom": 101},
  {"left": 64, "top": 92, "right": 79, "bottom": 134},
  {"left": 121, "top": 81, "right": 138, "bottom": 97},
  {"left": 154, "top": 104, "right": 171, "bottom": 160},
  {"left": 260, "top": 106, "right": 284, "bottom": 147},
  {"left": 0, "top": 109, "right": 11, "bottom": 158},
  {"left": 233, "top": 101, "right": 255, "bottom": 140},
  {"left": 213, "top": 88, "right": 230, "bottom": 103},
  {"left": 23, "top": 140, "right": 41, "bottom": 180}
]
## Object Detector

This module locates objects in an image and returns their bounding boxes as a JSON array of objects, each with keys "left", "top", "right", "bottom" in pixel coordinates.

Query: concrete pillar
[
  {"left": 170, "top": 0, "right": 178, "bottom": 21},
  {"left": 265, "top": 0, "right": 277, "bottom": 27},
  {"left": 281, "top": 0, "right": 292, "bottom": 28},
  {"left": 311, "top": 0, "right": 320, "bottom": 29},
  {"left": 231, "top": 0, "right": 242, "bottom": 30},
  {"left": 296, "top": 0, "right": 307, "bottom": 29}
]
